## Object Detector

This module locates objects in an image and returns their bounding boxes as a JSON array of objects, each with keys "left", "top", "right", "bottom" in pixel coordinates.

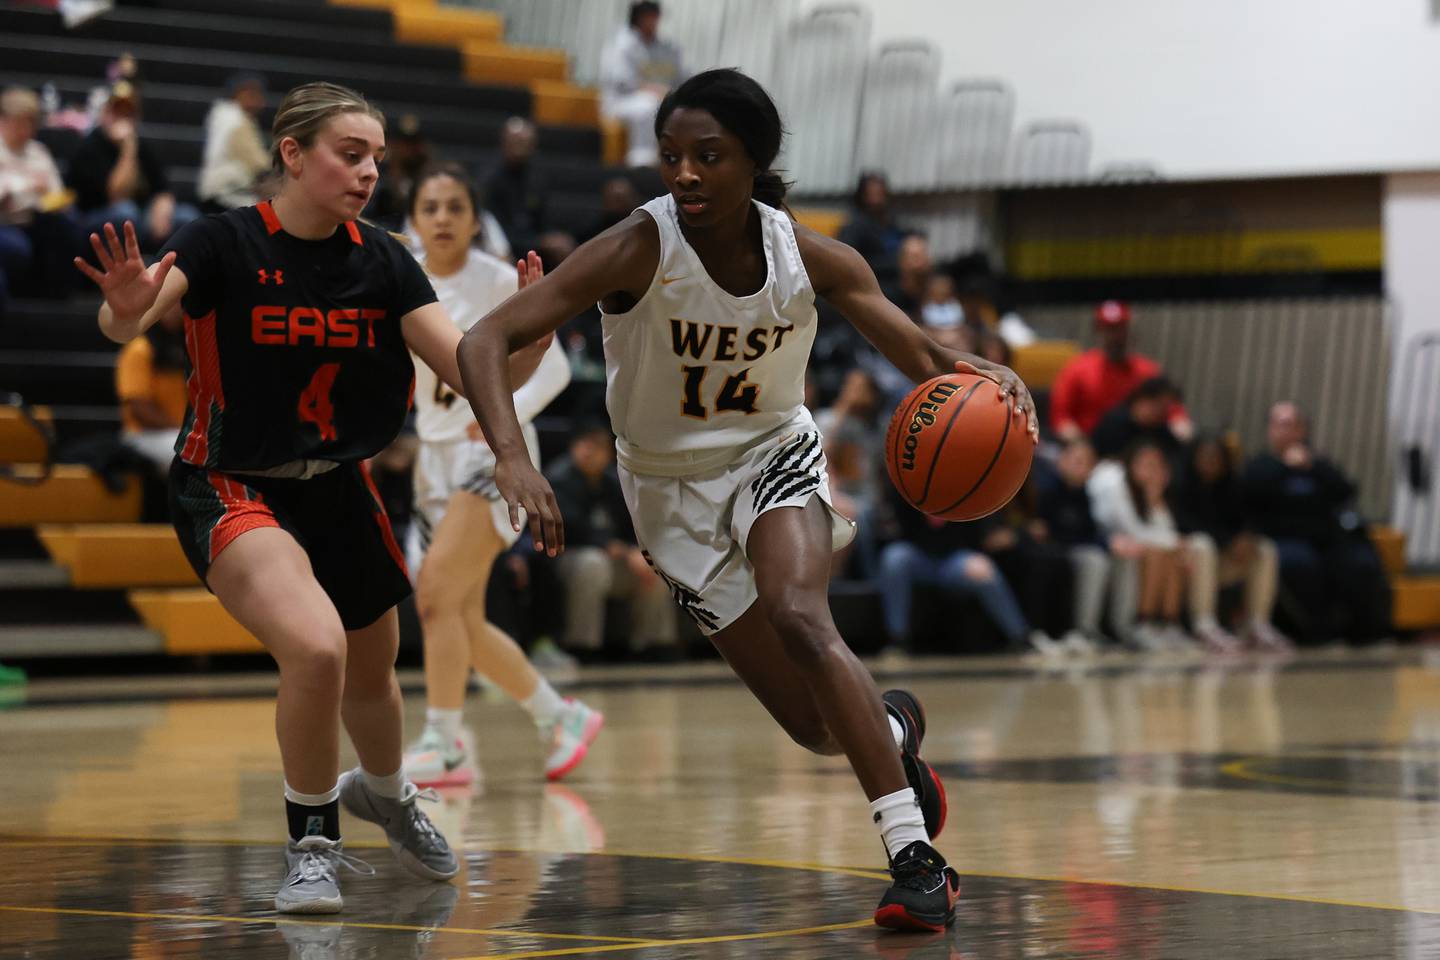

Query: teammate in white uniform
[
  {"left": 457, "top": 70, "right": 1037, "bottom": 931},
  {"left": 403, "top": 164, "right": 603, "bottom": 785}
]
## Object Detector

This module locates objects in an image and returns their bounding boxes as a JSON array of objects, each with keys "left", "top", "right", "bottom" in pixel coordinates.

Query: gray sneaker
[
  {"left": 274, "top": 836, "right": 374, "bottom": 914},
  {"left": 338, "top": 768, "right": 460, "bottom": 881},
  {"left": 277, "top": 919, "right": 341, "bottom": 958}
]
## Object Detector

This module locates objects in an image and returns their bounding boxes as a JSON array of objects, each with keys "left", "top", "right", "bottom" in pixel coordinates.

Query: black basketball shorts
[{"left": 169, "top": 458, "right": 411, "bottom": 630}]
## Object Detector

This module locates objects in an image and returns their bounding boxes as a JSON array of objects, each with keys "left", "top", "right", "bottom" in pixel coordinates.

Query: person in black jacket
[
  {"left": 547, "top": 420, "right": 676, "bottom": 658},
  {"left": 1031, "top": 439, "right": 1111, "bottom": 650},
  {"left": 1175, "top": 435, "right": 1289, "bottom": 651},
  {"left": 69, "top": 83, "right": 199, "bottom": 251},
  {"left": 1241, "top": 403, "right": 1390, "bottom": 644}
]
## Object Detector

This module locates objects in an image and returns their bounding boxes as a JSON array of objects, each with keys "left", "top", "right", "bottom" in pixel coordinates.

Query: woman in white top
[
  {"left": 458, "top": 69, "right": 1037, "bottom": 931},
  {"left": 403, "top": 164, "right": 603, "bottom": 786},
  {"left": 1089, "top": 440, "right": 1190, "bottom": 649}
]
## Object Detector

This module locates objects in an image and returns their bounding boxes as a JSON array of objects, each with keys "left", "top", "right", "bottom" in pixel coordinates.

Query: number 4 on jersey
[
  {"left": 298, "top": 362, "right": 341, "bottom": 441},
  {"left": 680, "top": 365, "right": 759, "bottom": 419}
]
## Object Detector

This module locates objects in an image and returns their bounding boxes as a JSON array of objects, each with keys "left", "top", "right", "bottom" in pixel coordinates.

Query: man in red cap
[{"left": 1049, "top": 300, "right": 1191, "bottom": 442}]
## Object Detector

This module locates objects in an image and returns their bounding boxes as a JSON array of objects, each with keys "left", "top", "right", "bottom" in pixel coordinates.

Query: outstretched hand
[
  {"left": 73, "top": 221, "right": 175, "bottom": 323},
  {"left": 954, "top": 358, "right": 1040, "bottom": 443},
  {"left": 516, "top": 249, "right": 543, "bottom": 290},
  {"left": 495, "top": 456, "right": 565, "bottom": 557}
]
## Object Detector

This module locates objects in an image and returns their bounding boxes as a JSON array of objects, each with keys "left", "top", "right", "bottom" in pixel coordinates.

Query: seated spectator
[
  {"left": 115, "top": 311, "right": 188, "bottom": 475},
  {"left": 1050, "top": 300, "right": 1192, "bottom": 442},
  {"left": 837, "top": 172, "right": 904, "bottom": 283},
  {"left": 1175, "top": 435, "right": 1290, "bottom": 652},
  {"left": 815, "top": 369, "right": 885, "bottom": 574},
  {"left": 1089, "top": 440, "right": 1190, "bottom": 651},
  {"left": 483, "top": 117, "right": 550, "bottom": 257},
  {"left": 1241, "top": 402, "right": 1391, "bottom": 645},
  {"left": 1091, "top": 376, "right": 1185, "bottom": 462},
  {"left": 197, "top": 72, "right": 269, "bottom": 211},
  {"left": 600, "top": 1, "right": 685, "bottom": 167},
  {"left": 1032, "top": 439, "right": 1111, "bottom": 650},
  {"left": 919, "top": 272, "right": 964, "bottom": 330},
  {"left": 547, "top": 421, "right": 678, "bottom": 660},
  {"left": 577, "top": 176, "right": 640, "bottom": 245},
  {"left": 881, "top": 233, "right": 931, "bottom": 322},
  {"left": 0, "top": 85, "right": 80, "bottom": 306},
  {"left": 877, "top": 481, "right": 1041, "bottom": 654},
  {"left": 364, "top": 113, "right": 431, "bottom": 233},
  {"left": 69, "top": 82, "right": 199, "bottom": 251}
]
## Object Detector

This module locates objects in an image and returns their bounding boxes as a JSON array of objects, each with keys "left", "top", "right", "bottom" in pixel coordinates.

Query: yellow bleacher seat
[
  {"left": 1370, "top": 525, "right": 1406, "bottom": 577},
  {"left": 0, "top": 406, "right": 51, "bottom": 464},
  {"left": 0, "top": 466, "right": 141, "bottom": 526},
  {"left": 129, "top": 589, "right": 264, "bottom": 655},
  {"left": 791, "top": 207, "right": 846, "bottom": 238},
  {"left": 463, "top": 42, "right": 568, "bottom": 86},
  {"left": 1011, "top": 340, "right": 1080, "bottom": 391},
  {"left": 393, "top": 3, "right": 501, "bottom": 46},
  {"left": 36, "top": 524, "right": 199, "bottom": 588},
  {"left": 528, "top": 80, "right": 601, "bottom": 127},
  {"left": 1393, "top": 577, "right": 1440, "bottom": 631}
]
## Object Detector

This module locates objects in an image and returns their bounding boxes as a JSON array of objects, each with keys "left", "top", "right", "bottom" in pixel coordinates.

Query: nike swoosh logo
[{"left": 660, "top": 274, "right": 688, "bottom": 285}]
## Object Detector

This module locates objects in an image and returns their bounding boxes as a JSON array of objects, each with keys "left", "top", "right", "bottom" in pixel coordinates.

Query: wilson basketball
[{"left": 884, "top": 373, "right": 1034, "bottom": 521}]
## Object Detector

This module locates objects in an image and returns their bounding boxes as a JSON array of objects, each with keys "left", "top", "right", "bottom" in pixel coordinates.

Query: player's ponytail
[
  {"left": 656, "top": 69, "right": 792, "bottom": 211},
  {"left": 265, "top": 82, "right": 386, "bottom": 190}
]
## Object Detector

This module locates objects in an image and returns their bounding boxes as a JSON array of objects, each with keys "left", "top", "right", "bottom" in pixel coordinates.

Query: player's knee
[
  {"left": 763, "top": 593, "right": 837, "bottom": 662},
  {"left": 962, "top": 554, "right": 996, "bottom": 582},
  {"left": 414, "top": 570, "right": 463, "bottom": 623},
  {"left": 280, "top": 634, "right": 346, "bottom": 691}
]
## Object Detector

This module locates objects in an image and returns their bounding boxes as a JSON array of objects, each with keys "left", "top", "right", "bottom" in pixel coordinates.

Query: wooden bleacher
[{"left": 0, "top": 466, "right": 141, "bottom": 526}]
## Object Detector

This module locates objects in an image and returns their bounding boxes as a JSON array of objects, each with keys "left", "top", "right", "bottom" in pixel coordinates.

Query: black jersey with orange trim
[{"left": 159, "top": 201, "right": 436, "bottom": 471}]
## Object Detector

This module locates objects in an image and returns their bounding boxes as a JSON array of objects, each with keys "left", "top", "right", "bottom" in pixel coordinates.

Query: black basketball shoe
[
  {"left": 884, "top": 689, "right": 946, "bottom": 839},
  {"left": 874, "top": 840, "right": 961, "bottom": 931}
]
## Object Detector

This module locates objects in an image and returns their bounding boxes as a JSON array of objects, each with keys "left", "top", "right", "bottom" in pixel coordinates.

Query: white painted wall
[{"left": 801, "top": 0, "right": 1440, "bottom": 180}]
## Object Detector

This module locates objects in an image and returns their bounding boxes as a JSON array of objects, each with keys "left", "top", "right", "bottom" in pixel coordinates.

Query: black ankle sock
[{"left": 286, "top": 798, "right": 340, "bottom": 842}]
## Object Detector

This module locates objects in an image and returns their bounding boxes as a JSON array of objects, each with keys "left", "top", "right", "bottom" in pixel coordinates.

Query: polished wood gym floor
[{"left": 5, "top": 648, "right": 1440, "bottom": 958}]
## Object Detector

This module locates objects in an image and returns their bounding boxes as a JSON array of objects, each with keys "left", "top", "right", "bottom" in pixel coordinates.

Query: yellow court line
[
  {"left": 461, "top": 918, "right": 877, "bottom": 960},
  {"left": 1219, "top": 757, "right": 1358, "bottom": 791},
  {"left": 0, "top": 906, "right": 652, "bottom": 944},
  {"left": 946, "top": 866, "right": 1440, "bottom": 917}
]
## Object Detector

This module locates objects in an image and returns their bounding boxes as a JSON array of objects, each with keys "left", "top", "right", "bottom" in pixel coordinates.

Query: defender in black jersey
[
  {"left": 161, "top": 200, "right": 433, "bottom": 621},
  {"left": 74, "top": 82, "right": 526, "bottom": 917}
]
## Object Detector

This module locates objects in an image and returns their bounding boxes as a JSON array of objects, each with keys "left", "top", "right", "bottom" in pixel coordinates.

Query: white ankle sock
[
  {"left": 521, "top": 679, "right": 565, "bottom": 731},
  {"left": 871, "top": 787, "right": 929, "bottom": 860},
  {"left": 284, "top": 782, "right": 340, "bottom": 805},
  {"left": 887, "top": 713, "right": 906, "bottom": 750},
  {"left": 425, "top": 707, "right": 464, "bottom": 741},
  {"left": 361, "top": 766, "right": 406, "bottom": 799}
]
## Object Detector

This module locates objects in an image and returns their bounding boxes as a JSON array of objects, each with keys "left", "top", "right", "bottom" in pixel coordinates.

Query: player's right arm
[
  {"left": 77, "top": 221, "right": 186, "bottom": 344},
  {"left": 457, "top": 211, "right": 658, "bottom": 556}
]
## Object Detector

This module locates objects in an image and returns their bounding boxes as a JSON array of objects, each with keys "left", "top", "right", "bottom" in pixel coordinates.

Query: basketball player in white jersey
[
  {"left": 458, "top": 69, "right": 1038, "bottom": 931},
  {"left": 404, "top": 164, "right": 603, "bottom": 785}
]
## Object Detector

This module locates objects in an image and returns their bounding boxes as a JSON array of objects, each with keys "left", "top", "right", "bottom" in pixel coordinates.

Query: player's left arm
[
  {"left": 402, "top": 253, "right": 550, "bottom": 397},
  {"left": 796, "top": 226, "right": 1038, "bottom": 439}
]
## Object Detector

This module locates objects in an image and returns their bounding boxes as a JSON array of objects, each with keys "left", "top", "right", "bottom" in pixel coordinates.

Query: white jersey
[
  {"left": 600, "top": 194, "right": 818, "bottom": 476},
  {"left": 413, "top": 250, "right": 570, "bottom": 443}
]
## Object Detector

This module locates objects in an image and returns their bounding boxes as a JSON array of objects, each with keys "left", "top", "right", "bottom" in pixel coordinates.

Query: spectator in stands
[
  {"left": 877, "top": 481, "right": 1041, "bottom": 654},
  {"left": 1091, "top": 376, "right": 1185, "bottom": 461},
  {"left": 1032, "top": 439, "right": 1111, "bottom": 650},
  {"left": 547, "top": 420, "right": 677, "bottom": 660},
  {"left": 1176, "top": 435, "right": 1290, "bottom": 652},
  {"left": 881, "top": 233, "right": 931, "bottom": 321},
  {"left": 483, "top": 117, "right": 551, "bottom": 258},
  {"left": 838, "top": 172, "right": 905, "bottom": 283},
  {"left": 1050, "top": 300, "right": 1192, "bottom": 442},
  {"left": 1242, "top": 402, "right": 1391, "bottom": 645},
  {"left": 576, "top": 175, "right": 640, "bottom": 244},
  {"left": 0, "top": 85, "right": 79, "bottom": 306},
  {"left": 815, "top": 368, "right": 885, "bottom": 573},
  {"left": 364, "top": 113, "right": 430, "bottom": 233},
  {"left": 69, "top": 82, "right": 199, "bottom": 251},
  {"left": 1089, "top": 440, "right": 1190, "bottom": 651},
  {"left": 198, "top": 73, "right": 269, "bottom": 211},
  {"left": 114, "top": 311, "right": 188, "bottom": 475},
  {"left": 600, "top": 1, "right": 685, "bottom": 168},
  {"left": 919, "top": 272, "right": 964, "bottom": 331}
]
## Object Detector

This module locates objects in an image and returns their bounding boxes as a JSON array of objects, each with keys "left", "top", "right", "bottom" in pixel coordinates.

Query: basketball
[{"left": 884, "top": 373, "right": 1034, "bottom": 521}]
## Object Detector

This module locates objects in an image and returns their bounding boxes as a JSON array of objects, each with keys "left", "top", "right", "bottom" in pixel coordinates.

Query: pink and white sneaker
[
  {"left": 544, "top": 698, "right": 604, "bottom": 781},
  {"left": 403, "top": 726, "right": 476, "bottom": 788}
]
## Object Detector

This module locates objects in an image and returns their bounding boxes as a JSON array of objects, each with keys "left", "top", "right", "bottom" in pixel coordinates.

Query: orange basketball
[{"left": 884, "top": 373, "right": 1035, "bottom": 521}]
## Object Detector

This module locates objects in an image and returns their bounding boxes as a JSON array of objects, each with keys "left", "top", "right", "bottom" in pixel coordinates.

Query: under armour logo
[{"left": 258, "top": 269, "right": 284, "bottom": 285}]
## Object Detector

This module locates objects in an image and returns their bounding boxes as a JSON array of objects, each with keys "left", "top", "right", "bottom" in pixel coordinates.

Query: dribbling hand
[
  {"left": 953, "top": 358, "right": 1040, "bottom": 443},
  {"left": 495, "top": 456, "right": 565, "bottom": 557},
  {"left": 74, "top": 221, "right": 175, "bottom": 323}
]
